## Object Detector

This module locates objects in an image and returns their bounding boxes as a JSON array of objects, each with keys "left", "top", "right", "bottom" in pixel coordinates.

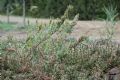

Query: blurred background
[{"left": 0, "top": 0, "right": 120, "bottom": 20}]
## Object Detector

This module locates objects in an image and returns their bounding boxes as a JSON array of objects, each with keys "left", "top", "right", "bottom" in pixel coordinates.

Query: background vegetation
[{"left": 0, "top": 0, "right": 120, "bottom": 20}]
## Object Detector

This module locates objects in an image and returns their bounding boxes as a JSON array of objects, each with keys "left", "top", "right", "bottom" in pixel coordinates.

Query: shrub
[{"left": 0, "top": 6, "right": 120, "bottom": 80}]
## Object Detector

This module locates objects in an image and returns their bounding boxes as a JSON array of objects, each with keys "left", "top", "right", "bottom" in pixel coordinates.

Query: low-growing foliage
[
  {"left": 0, "top": 6, "right": 120, "bottom": 80},
  {"left": 0, "top": 22, "right": 15, "bottom": 31}
]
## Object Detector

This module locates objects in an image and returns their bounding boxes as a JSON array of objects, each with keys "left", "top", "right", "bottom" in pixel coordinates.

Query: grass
[{"left": 0, "top": 22, "right": 15, "bottom": 31}]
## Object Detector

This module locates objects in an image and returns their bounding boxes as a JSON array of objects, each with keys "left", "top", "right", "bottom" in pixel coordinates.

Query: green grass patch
[{"left": 0, "top": 22, "right": 15, "bottom": 31}]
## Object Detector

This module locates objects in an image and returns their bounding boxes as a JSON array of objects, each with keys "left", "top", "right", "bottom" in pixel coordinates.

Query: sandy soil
[{"left": 0, "top": 15, "right": 120, "bottom": 41}]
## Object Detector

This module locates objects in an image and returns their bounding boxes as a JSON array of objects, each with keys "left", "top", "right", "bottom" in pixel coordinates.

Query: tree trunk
[
  {"left": 6, "top": 4, "right": 10, "bottom": 23},
  {"left": 23, "top": 0, "right": 25, "bottom": 26}
]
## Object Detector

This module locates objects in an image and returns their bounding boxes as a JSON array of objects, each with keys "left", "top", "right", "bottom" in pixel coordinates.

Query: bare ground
[{"left": 0, "top": 15, "right": 120, "bottom": 41}]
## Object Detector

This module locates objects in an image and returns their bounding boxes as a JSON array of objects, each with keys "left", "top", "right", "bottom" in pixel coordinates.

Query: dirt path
[
  {"left": 0, "top": 15, "right": 50, "bottom": 25},
  {"left": 0, "top": 15, "right": 120, "bottom": 41}
]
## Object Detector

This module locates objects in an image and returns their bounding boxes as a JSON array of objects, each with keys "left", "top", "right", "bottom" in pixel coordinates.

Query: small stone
[
  {"left": 108, "top": 67, "right": 120, "bottom": 75},
  {"left": 105, "top": 67, "right": 120, "bottom": 80}
]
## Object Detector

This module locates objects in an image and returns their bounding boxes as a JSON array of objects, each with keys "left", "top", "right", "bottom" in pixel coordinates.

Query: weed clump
[{"left": 0, "top": 6, "right": 120, "bottom": 80}]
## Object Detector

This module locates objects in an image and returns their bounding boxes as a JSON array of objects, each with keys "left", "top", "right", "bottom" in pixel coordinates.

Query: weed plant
[{"left": 0, "top": 6, "right": 120, "bottom": 80}]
